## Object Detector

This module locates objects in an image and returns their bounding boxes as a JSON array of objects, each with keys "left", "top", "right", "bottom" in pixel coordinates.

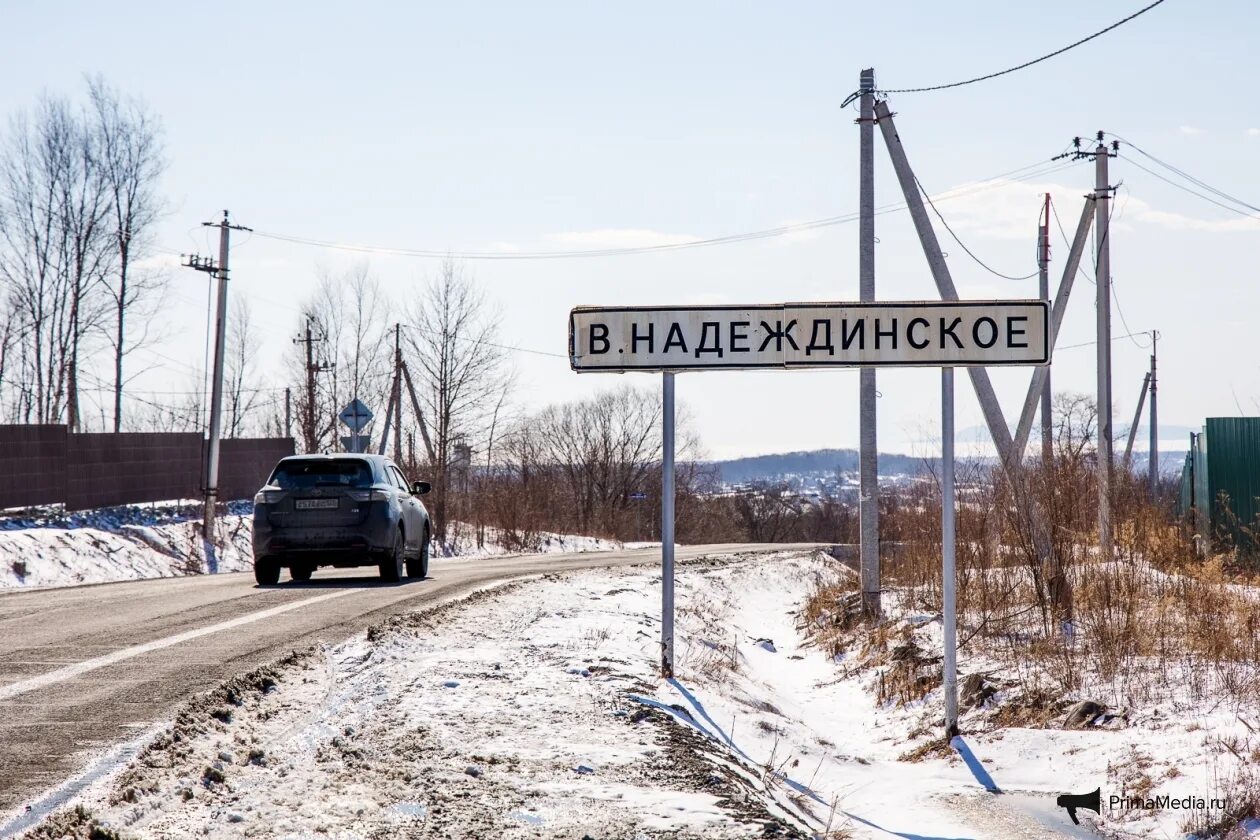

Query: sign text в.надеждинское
[{"left": 569, "top": 300, "right": 1050, "bottom": 372}]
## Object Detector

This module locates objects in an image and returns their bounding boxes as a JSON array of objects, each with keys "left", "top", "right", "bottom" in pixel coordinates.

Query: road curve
[{"left": 0, "top": 543, "right": 820, "bottom": 811}]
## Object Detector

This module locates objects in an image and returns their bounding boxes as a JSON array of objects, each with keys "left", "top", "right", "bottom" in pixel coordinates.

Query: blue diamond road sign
[{"left": 338, "top": 398, "right": 373, "bottom": 433}]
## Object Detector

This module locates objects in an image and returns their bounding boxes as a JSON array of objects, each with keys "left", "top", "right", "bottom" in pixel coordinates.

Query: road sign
[
  {"left": 570, "top": 300, "right": 1049, "bottom": 372},
  {"left": 338, "top": 398, "right": 374, "bottom": 432},
  {"left": 630, "top": 492, "right": 647, "bottom": 501},
  {"left": 573, "top": 297, "right": 1052, "bottom": 689},
  {"left": 341, "top": 435, "right": 372, "bottom": 454}
]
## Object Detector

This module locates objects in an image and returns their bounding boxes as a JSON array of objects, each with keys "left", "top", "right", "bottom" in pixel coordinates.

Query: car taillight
[
  {"left": 348, "top": 489, "right": 391, "bottom": 502},
  {"left": 253, "top": 489, "right": 284, "bottom": 505}
]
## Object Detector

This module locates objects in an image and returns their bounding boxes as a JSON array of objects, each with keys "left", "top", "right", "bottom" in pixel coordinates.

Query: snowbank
[
  {"left": 0, "top": 503, "right": 255, "bottom": 589},
  {"left": 0, "top": 504, "right": 623, "bottom": 590}
]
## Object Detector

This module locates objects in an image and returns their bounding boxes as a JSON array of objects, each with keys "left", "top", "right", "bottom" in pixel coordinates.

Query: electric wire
[
  {"left": 1107, "top": 132, "right": 1260, "bottom": 215},
  {"left": 914, "top": 175, "right": 1039, "bottom": 281},
  {"left": 874, "top": 0, "right": 1169, "bottom": 95},
  {"left": 1057, "top": 331, "right": 1154, "bottom": 351},
  {"left": 1119, "top": 153, "right": 1260, "bottom": 221},
  {"left": 244, "top": 159, "right": 1080, "bottom": 261}
]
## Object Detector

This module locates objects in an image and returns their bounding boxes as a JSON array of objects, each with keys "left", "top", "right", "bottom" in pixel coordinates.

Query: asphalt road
[{"left": 0, "top": 543, "right": 817, "bottom": 813}]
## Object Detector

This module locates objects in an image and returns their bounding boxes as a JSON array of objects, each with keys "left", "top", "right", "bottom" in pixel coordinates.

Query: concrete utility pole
[
  {"left": 1123, "top": 372, "right": 1151, "bottom": 466},
  {"left": 858, "top": 67, "right": 880, "bottom": 619},
  {"left": 1012, "top": 197, "right": 1095, "bottom": 460},
  {"left": 1039, "top": 193, "right": 1053, "bottom": 464},
  {"left": 1089, "top": 133, "right": 1118, "bottom": 558},
  {"left": 182, "top": 210, "right": 250, "bottom": 542},
  {"left": 1149, "top": 331, "right": 1159, "bottom": 496}
]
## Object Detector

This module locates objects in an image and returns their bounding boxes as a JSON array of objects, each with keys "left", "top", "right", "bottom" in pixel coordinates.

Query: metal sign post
[
  {"left": 338, "top": 399, "right": 374, "bottom": 454},
  {"left": 661, "top": 372, "right": 676, "bottom": 678},
  {"left": 941, "top": 368, "right": 958, "bottom": 737}
]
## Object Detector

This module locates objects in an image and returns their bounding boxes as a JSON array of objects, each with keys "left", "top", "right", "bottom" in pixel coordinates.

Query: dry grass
[{"left": 802, "top": 440, "right": 1260, "bottom": 719}]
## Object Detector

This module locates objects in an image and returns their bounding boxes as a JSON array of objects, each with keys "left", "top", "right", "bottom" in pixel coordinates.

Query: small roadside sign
[
  {"left": 338, "top": 398, "right": 374, "bottom": 433},
  {"left": 341, "top": 435, "right": 372, "bottom": 454},
  {"left": 630, "top": 492, "right": 648, "bottom": 500}
]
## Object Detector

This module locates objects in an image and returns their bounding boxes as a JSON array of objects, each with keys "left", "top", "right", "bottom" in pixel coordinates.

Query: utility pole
[
  {"left": 1039, "top": 193, "right": 1053, "bottom": 464},
  {"left": 394, "top": 324, "right": 403, "bottom": 464},
  {"left": 293, "top": 319, "right": 333, "bottom": 453},
  {"left": 183, "top": 210, "right": 251, "bottom": 542},
  {"left": 1074, "top": 132, "right": 1118, "bottom": 558},
  {"left": 284, "top": 387, "right": 292, "bottom": 439},
  {"left": 1149, "top": 330, "right": 1159, "bottom": 496},
  {"left": 857, "top": 67, "right": 880, "bottom": 619},
  {"left": 1123, "top": 372, "right": 1151, "bottom": 467}
]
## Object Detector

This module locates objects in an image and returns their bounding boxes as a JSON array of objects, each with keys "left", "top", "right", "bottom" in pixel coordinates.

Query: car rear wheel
[
  {"left": 254, "top": 558, "right": 280, "bottom": 586},
  {"left": 380, "top": 529, "right": 404, "bottom": 583},
  {"left": 290, "top": 564, "right": 313, "bottom": 582},
  {"left": 406, "top": 528, "right": 429, "bottom": 579}
]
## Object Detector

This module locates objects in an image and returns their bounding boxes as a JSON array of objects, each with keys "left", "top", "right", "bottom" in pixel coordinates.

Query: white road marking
[{"left": 0, "top": 589, "right": 354, "bottom": 702}]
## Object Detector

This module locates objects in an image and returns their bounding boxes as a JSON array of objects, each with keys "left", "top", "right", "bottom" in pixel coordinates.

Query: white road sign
[{"left": 571, "top": 300, "right": 1049, "bottom": 372}]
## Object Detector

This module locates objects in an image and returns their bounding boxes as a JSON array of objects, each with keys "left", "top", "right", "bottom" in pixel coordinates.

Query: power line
[
  {"left": 1049, "top": 200, "right": 1095, "bottom": 285},
  {"left": 1107, "top": 132, "right": 1260, "bottom": 216},
  {"left": 914, "top": 175, "right": 1039, "bottom": 281},
  {"left": 1057, "top": 331, "right": 1153, "bottom": 351},
  {"left": 239, "top": 159, "right": 1080, "bottom": 261},
  {"left": 1118, "top": 152, "right": 1260, "bottom": 221},
  {"left": 399, "top": 323, "right": 568, "bottom": 359},
  {"left": 876, "top": 0, "right": 1169, "bottom": 95}
]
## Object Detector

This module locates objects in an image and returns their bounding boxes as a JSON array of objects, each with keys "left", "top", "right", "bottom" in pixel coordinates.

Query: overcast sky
[{"left": 3, "top": 1, "right": 1257, "bottom": 459}]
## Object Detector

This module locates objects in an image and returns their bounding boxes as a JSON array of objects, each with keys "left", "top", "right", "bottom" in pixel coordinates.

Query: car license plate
[{"left": 295, "top": 498, "right": 339, "bottom": 510}]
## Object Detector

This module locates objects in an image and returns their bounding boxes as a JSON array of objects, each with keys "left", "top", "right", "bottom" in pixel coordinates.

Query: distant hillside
[
  {"left": 710, "top": 448, "right": 930, "bottom": 484},
  {"left": 710, "top": 447, "right": 1188, "bottom": 486}
]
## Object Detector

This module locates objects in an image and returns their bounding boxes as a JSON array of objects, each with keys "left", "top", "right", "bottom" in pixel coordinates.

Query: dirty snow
[
  {"left": 10, "top": 549, "right": 1256, "bottom": 838},
  {"left": 0, "top": 504, "right": 624, "bottom": 590}
]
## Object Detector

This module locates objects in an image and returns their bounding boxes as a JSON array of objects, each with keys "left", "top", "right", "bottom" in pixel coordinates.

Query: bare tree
[
  {"left": 287, "top": 264, "right": 391, "bottom": 453},
  {"left": 404, "top": 261, "right": 510, "bottom": 544},
  {"left": 0, "top": 95, "right": 113, "bottom": 425},
  {"left": 87, "top": 77, "right": 166, "bottom": 433},
  {"left": 0, "top": 294, "right": 14, "bottom": 405},
  {"left": 225, "top": 296, "right": 262, "bottom": 437}
]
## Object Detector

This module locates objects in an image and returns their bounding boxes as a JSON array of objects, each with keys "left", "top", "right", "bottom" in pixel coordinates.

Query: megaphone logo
[{"left": 1056, "top": 787, "right": 1101, "bottom": 825}]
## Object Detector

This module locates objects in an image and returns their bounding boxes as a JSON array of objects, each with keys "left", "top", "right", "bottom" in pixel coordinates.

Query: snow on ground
[
  {"left": 11, "top": 548, "right": 1254, "bottom": 838},
  {"left": 0, "top": 502, "right": 255, "bottom": 588},
  {"left": 0, "top": 505, "right": 624, "bottom": 590}
]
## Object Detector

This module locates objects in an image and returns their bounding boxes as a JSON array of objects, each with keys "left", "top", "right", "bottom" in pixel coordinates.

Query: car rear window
[{"left": 270, "top": 459, "right": 373, "bottom": 489}]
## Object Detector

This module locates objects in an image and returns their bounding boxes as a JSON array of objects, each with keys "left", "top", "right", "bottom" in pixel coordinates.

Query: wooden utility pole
[
  {"left": 293, "top": 319, "right": 332, "bottom": 453},
  {"left": 393, "top": 324, "right": 403, "bottom": 463}
]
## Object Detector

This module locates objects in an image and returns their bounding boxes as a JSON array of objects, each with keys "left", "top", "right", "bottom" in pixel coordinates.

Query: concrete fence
[{"left": 0, "top": 426, "right": 293, "bottom": 511}]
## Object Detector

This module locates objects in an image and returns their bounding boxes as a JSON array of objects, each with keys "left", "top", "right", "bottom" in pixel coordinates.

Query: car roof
[{"left": 278, "top": 453, "right": 388, "bottom": 463}]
